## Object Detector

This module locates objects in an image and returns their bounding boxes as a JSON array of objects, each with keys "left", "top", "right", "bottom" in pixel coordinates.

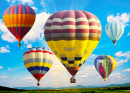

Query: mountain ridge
[{"left": 14, "top": 83, "right": 130, "bottom": 90}]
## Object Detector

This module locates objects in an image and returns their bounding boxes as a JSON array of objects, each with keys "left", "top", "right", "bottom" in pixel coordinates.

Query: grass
[{"left": 0, "top": 86, "right": 130, "bottom": 93}]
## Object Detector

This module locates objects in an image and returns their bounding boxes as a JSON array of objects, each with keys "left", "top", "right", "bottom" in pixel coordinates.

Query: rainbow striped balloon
[
  {"left": 44, "top": 10, "right": 102, "bottom": 83},
  {"left": 23, "top": 47, "right": 53, "bottom": 86},
  {"left": 3, "top": 4, "right": 36, "bottom": 46},
  {"left": 94, "top": 55, "right": 116, "bottom": 83}
]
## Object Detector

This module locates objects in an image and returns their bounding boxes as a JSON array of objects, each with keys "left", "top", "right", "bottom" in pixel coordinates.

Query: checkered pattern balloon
[{"left": 44, "top": 10, "right": 102, "bottom": 80}]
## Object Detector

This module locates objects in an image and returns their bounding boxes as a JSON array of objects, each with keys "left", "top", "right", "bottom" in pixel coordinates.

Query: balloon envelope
[
  {"left": 94, "top": 55, "right": 116, "bottom": 83},
  {"left": 3, "top": 4, "right": 36, "bottom": 46},
  {"left": 44, "top": 10, "right": 102, "bottom": 82},
  {"left": 23, "top": 47, "right": 53, "bottom": 85},
  {"left": 105, "top": 21, "right": 124, "bottom": 46}
]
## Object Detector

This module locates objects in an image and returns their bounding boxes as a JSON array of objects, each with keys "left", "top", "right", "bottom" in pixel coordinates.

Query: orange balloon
[{"left": 3, "top": 4, "right": 36, "bottom": 46}]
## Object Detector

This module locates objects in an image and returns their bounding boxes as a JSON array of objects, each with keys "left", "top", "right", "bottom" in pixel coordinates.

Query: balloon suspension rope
[
  {"left": 114, "top": 44, "right": 116, "bottom": 47},
  {"left": 37, "top": 81, "right": 40, "bottom": 86},
  {"left": 18, "top": 41, "right": 21, "bottom": 47}
]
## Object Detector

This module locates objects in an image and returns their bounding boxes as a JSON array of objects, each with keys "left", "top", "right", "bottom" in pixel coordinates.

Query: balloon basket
[
  {"left": 70, "top": 77, "right": 76, "bottom": 83},
  {"left": 18, "top": 41, "right": 21, "bottom": 47},
  {"left": 103, "top": 78, "right": 106, "bottom": 83},
  {"left": 37, "top": 82, "right": 40, "bottom": 86}
]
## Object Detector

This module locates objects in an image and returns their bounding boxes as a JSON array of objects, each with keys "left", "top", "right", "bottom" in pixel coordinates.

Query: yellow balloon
[{"left": 44, "top": 10, "right": 102, "bottom": 83}]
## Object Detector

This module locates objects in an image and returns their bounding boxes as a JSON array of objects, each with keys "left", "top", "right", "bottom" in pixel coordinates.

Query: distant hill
[
  {"left": 107, "top": 83, "right": 130, "bottom": 87},
  {"left": 14, "top": 83, "right": 130, "bottom": 90},
  {"left": 0, "top": 83, "right": 130, "bottom": 90},
  {"left": 14, "top": 85, "right": 102, "bottom": 90},
  {"left": 0, "top": 86, "right": 25, "bottom": 91},
  {"left": 15, "top": 86, "right": 53, "bottom": 90},
  {"left": 58, "top": 85, "right": 102, "bottom": 89},
  {"left": 1, "top": 85, "right": 130, "bottom": 93}
]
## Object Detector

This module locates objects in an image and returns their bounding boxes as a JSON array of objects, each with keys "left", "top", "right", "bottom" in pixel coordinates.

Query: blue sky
[{"left": 0, "top": 0, "right": 130, "bottom": 88}]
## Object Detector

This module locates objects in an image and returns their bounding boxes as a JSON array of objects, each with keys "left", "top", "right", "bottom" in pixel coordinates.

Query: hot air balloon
[
  {"left": 3, "top": 4, "right": 36, "bottom": 46},
  {"left": 44, "top": 10, "right": 102, "bottom": 83},
  {"left": 23, "top": 47, "right": 53, "bottom": 86},
  {"left": 94, "top": 55, "right": 116, "bottom": 83},
  {"left": 105, "top": 21, "right": 124, "bottom": 47}
]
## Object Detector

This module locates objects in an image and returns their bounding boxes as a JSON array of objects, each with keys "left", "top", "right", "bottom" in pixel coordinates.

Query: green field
[{"left": 0, "top": 86, "right": 130, "bottom": 93}]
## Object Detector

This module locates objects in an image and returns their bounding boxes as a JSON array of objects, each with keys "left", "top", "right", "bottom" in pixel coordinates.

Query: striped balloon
[
  {"left": 3, "top": 4, "right": 36, "bottom": 46},
  {"left": 44, "top": 10, "right": 102, "bottom": 83},
  {"left": 23, "top": 47, "right": 53, "bottom": 86},
  {"left": 94, "top": 55, "right": 116, "bottom": 83},
  {"left": 105, "top": 21, "right": 124, "bottom": 47}
]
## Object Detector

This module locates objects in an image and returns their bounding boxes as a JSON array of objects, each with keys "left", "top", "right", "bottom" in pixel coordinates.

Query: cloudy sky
[{"left": 0, "top": 0, "right": 130, "bottom": 88}]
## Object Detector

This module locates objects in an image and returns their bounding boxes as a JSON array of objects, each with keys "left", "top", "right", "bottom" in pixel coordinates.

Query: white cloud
[
  {"left": 41, "top": 0, "right": 46, "bottom": 7},
  {"left": 20, "top": 76, "right": 36, "bottom": 86},
  {"left": 14, "top": 56, "right": 70, "bottom": 87},
  {"left": 0, "top": 75, "right": 9, "bottom": 79},
  {"left": 5, "top": 0, "right": 38, "bottom": 13},
  {"left": 8, "top": 67, "right": 15, "bottom": 71},
  {"left": 115, "top": 51, "right": 130, "bottom": 57},
  {"left": 76, "top": 66, "right": 128, "bottom": 84},
  {"left": 114, "top": 51, "right": 130, "bottom": 66},
  {"left": 21, "top": 12, "right": 51, "bottom": 44},
  {"left": 97, "top": 76, "right": 101, "bottom": 79},
  {"left": 6, "top": 0, "right": 34, "bottom": 5},
  {"left": 0, "top": 66, "right": 3, "bottom": 69},
  {"left": 107, "top": 13, "right": 130, "bottom": 27},
  {"left": 46, "top": 56, "right": 67, "bottom": 76},
  {"left": 115, "top": 51, "right": 124, "bottom": 57},
  {"left": 88, "top": 54, "right": 97, "bottom": 59},
  {"left": 20, "top": 0, "right": 34, "bottom": 5},
  {"left": 106, "top": 72, "right": 128, "bottom": 82},
  {"left": 8, "top": 67, "right": 10, "bottom": 70},
  {"left": 6, "top": 0, "right": 10, "bottom": 3},
  {"left": 109, "top": 72, "right": 121, "bottom": 77},
  {"left": 0, "top": 19, "right": 16, "bottom": 42},
  {"left": 10, "top": 58, "right": 128, "bottom": 87},
  {"left": 127, "top": 33, "right": 130, "bottom": 36},
  {"left": 38, "top": 56, "right": 71, "bottom": 87},
  {"left": 0, "top": 12, "right": 51, "bottom": 44},
  {"left": 123, "top": 68, "right": 130, "bottom": 72},
  {"left": 27, "top": 44, "right": 32, "bottom": 48},
  {"left": 1, "top": 55, "right": 129, "bottom": 87},
  {"left": 77, "top": 65, "right": 98, "bottom": 78},
  {"left": 116, "top": 59, "right": 128, "bottom": 66},
  {"left": 0, "top": 45, "right": 10, "bottom": 53},
  {"left": 31, "top": 6, "right": 38, "bottom": 12},
  {"left": 21, "top": 76, "right": 34, "bottom": 81},
  {"left": 84, "top": 54, "right": 97, "bottom": 64}
]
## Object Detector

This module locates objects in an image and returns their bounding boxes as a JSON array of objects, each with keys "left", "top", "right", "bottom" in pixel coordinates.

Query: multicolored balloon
[
  {"left": 105, "top": 21, "right": 124, "bottom": 47},
  {"left": 44, "top": 10, "right": 102, "bottom": 83},
  {"left": 3, "top": 4, "right": 36, "bottom": 46},
  {"left": 23, "top": 47, "right": 53, "bottom": 86},
  {"left": 94, "top": 55, "right": 116, "bottom": 83}
]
